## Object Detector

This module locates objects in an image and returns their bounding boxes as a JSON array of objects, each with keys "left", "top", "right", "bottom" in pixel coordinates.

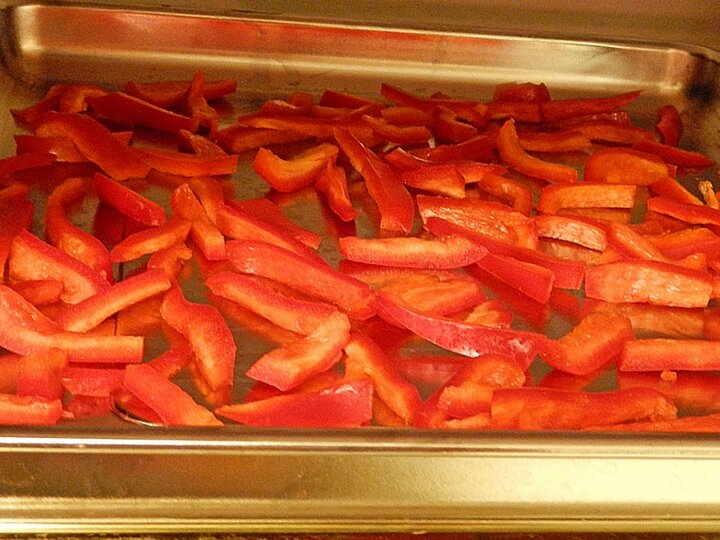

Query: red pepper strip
[
  {"left": 10, "top": 83, "right": 68, "bottom": 126},
  {"left": 213, "top": 125, "right": 312, "bottom": 154},
  {"left": 123, "top": 363, "right": 222, "bottom": 427},
  {"left": 123, "top": 78, "right": 237, "bottom": 110},
  {"left": 585, "top": 260, "right": 714, "bottom": 308},
  {"left": 53, "top": 268, "right": 171, "bottom": 332},
  {"left": 461, "top": 170, "right": 533, "bottom": 216},
  {"left": 431, "top": 108, "right": 479, "bottom": 143},
  {"left": 177, "top": 129, "right": 227, "bottom": 156},
  {"left": 170, "top": 184, "right": 226, "bottom": 261},
  {"left": 62, "top": 366, "right": 125, "bottom": 397},
  {"left": 648, "top": 176, "right": 703, "bottom": 206},
  {"left": 94, "top": 172, "right": 167, "bottom": 227},
  {"left": 619, "top": 339, "right": 720, "bottom": 372},
  {"left": 0, "top": 394, "right": 63, "bottom": 425},
  {"left": 184, "top": 70, "right": 218, "bottom": 130},
  {"left": 245, "top": 311, "right": 350, "bottom": 391},
  {"left": 380, "top": 106, "right": 432, "bottom": 127},
  {"left": 0, "top": 284, "right": 143, "bottom": 363},
  {"left": 45, "top": 177, "right": 113, "bottom": 281},
  {"left": 375, "top": 291, "right": 556, "bottom": 369},
  {"left": 463, "top": 298, "right": 514, "bottom": 328},
  {"left": 493, "top": 81, "right": 551, "bottom": 103},
  {"left": 236, "top": 114, "right": 376, "bottom": 145},
  {"left": 618, "top": 370, "right": 720, "bottom": 415},
  {"left": 361, "top": 114, "right": 432, "bottom": 145},
  {"left": 490, "top": 386, "right": 676, "bottom": 430},
  {"left": 147, "top": 242, "right": 193, "bottom": 279},
  {"left": 570, "top": 121, "right": 656, "bottom": 145},
  {"left": 34, "top": 113, "right": 150, "bottom": 181},
  {"left": 0, "top": 189, "right": 33, "bottom": 282},
  {"left": 547, "top": 111, "right": 632, "bottom": 131},
  {"left": 216, "top": 378, "right": 373, "bottom": 428},
  {"left": 57, "top": 83, "right": 108, "bottom": 114},
  {"left": 539, "top": 90, "right": 642, "bottom": 122},
  {"left": 230, "top": 197, "right": 322, "bottom": 250},
  {"left": 411, "top": 134, "right": 496, "bottom": 163},
  {"left": 655, "top": 104, "right": 683, "bottom": 147},
  {"left": 344, "top": 332, "right": 421, "bottom": 424},
  {"left": 109, "top": 216, "right": 191, "bottom": 263},
  {"left": 252, "top": 142, "right": 339, "bottom": 193},
  {"left": 537, "top": 183, "right": 638, "bottom": 215},
  {"left": 533, "top": 214, "right": 609, "bottom": 251},
  {"left": 516, "top": 129, "right": 592, "bottom": 153},
  {"left": 379, "top": 83, "right": 484, "bottom": 124},
  {"left": 9, "top": 230, "right": 109, "bottom": 304},
  {"left": 0, "top": 151, "right": 56, "bottom": 179},
  {"left": 476, "top": 252, "right": 555, "bottom": 304},
  {"left": 647, "top": 195, "right": 720, "bottom": 228},
  {"left": 633, "top": 140, "right": 715, "bottom": 171},
  {"left": 592, "top": 412, "right": 720, "bottom": 433},
  {"left": 333, "top": 127, "right": 415, "bottom": 234},
  {"left": 546, "top": 312, "right": 634, "bottom": 375},
  {"left": 315, "top": 162, "right": 359, "bottom": 222},
  {"left": 159, "top": 284, "right": 236, "bottom": 391},
  {"left": 17, "top": 348, "right": 67, "bottom": 400},
  {"left": 134, "top": 147, "right": 238, "bottom": 177},
  {"left": 216, "top": 203, "right": 323, "bottom": 263},
  {"left": 582, "top": 147, "right": 671, "bottom": 184},
  {"left": 206, "top": 271, "right": 338, "bottom": 335},
  {"left": 497, "top": 119, "right": 578, "bottom": 183},
  {"left": 319, "top": 89, "right": 385, "bottom": 110},
  {"left": 10, "top": 279, "right": 64, "bottom": 306},
  {"left": 414, "top": 353, "right": 526, "bottom": 428},
  {"left": 427, "top": 217, "right": 585, "bottom": 289},
  {"left": 339, "top": 234, "right": 487, "bottom": 270},
  {"left": 87, "top": 92, "right": 199, "bottom": 133},
  {"left": 647, "top": 227, "right": 720, "bottom": 260},
  {"left": 398, "top": 163, "right": 466, "bottom": 198},
  {"left": 485, "top": 101, "right": 542, "bottom": 123},
  {"left": 226, "top": 240, "right": 375, "bottom": 319},
  {"left": 14, "top": 133, "right": 134, "bottom": 163}
]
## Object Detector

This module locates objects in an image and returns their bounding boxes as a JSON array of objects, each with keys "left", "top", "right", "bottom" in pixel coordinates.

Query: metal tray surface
[{"left": 1, "top": 1, "right": 720, "bottom": 534}]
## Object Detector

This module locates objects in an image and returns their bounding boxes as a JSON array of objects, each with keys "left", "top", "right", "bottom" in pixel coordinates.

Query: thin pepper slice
[
  {"left": 88, "top": 92, "right": 199, "bottom": 133},
  {"left": 583, "top": 147, "right": 672, "bottom": 185},
  {"left": 94, "top": 172, "right": 167, "bottom": 227},
  {"left": 619, "top": 339, "right": 720, "bottom": 372},
  {"left": 109, "top": 216, "right": 192, "bottom": 263},
  {"left": 252, "top": 143, "right": 339, "bottom": 193}
]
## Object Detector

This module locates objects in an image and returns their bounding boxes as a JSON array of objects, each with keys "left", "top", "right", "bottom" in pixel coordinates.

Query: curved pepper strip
[
  {"left": 94, "top": 172, "right": 167, "bottom": 227},
  {"left": 88, "top": 92, "right": 199, "bottom": 133},
  {"left": 252, "top": 142, "right": 339, "bottom": 193},
  {"left": 583, "top": 147, "right": 671, "bottom": 185}
]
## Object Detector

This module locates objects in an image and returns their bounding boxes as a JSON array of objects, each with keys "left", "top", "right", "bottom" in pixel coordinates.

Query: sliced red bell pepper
[
  {"left": 134, "top": 147, "right": 238, "bottom": 177},
  {"left": 0, "top": 151, "right": 56, "bottom": 178},
  {"left": 93, "top": 172, "right": 167, "bottom": 228},
  {"left": 338, "top": 234, "right": 487, "bottom": 270},
  {"left": 632, "top": 140, "right": 715, "bottom": 171},
  {"left": 0, "top": 284, "right": 144, "bottom": 363},
  {"left": 226, "top": 240, "right": 375, "bottom": 319},
  {"left": 123, "top": 77, "right": 237, "bottom": 110},
  {"left": 213, "top": 125, "right": 312, "bottom": 153},
  {"left": 592, "top": 412, "right": 720, "bottom": 433},
  {"left": 170, "top": 183, "right": 226, "bottom": 261},
  {"left": 245, "top": 311, "right": 350, "bottom": 391},
  {"left": 648, "top": 176, "right": 703, "bottom": 205},
  {"left": 375, "top": 291, "right": 557, "bottom": 370},
  {"left": 314, "top": 161, "right": 359, "bottom": 222},
  {"left": 490, "top": 386, "right": 676, "bottom": 430},
  {"left": 537, "top": 182, "right": 638, "bottom": 215},
  {"left": 379, "top": 106, "right": 432, "bottom": 127},
  {"left": 11, "top": 83, "right": 69, "bottom": 126},
  {"left": 583, "top": 147, "right": 672, "bottom": 184},
  {"left": 10, "top": 279, "right": 64, "bottom": 306},
  {"left": 493, "top": 81, "right": 551, "bottom": 103},
  {"left": 460, "top": 169, "right": 534, "bottom": 216},
  {"left": 215, "top": 378, "right": 373, "bottom": 428},
  {"left": 0, "top": 394, "right": 63, "bottom": 425},
  {"left": 379, "top": 83, "right": 484, "bottom": 124},
  {"left": 655, "top": 104, "right": 683, "bottom": 147},
  {"left": 619, "top": 339, "right": 720, "bottom": 372},
  {"left": 177, "top": 128, "right": 227, "bottom": 156},
  {"left": 333, "top": 127, "right": 415, "bottom": 234},
  {"left": 496, "top": 119, "right": 578, "bottom": 183},
  {"left": 539, "top": 90, "right": 642, "bottom": 122},
  {"left": 319, "top": 89, "right": 384, "bottom": 110},
  {"left": 431, "top": 108, "right": 479, "bottom": 143},
  {"left": 0, "top": 186, "right": 33, "bottom": 282},
  {"left": 34, "top": 112, "right": 150, "bottom": 181},
  {"left": 584, "top": 260, "right": 714, "bottom": 308},
  {"left": 16, "top": 348, "right": 67, "bottom": 401},
  {"left": 617, "top": 370, "right": 720, "bottom": 415},
  {"left": 462, "top": 298, "right": 514, "bottom": 328},
  {"left": 486, "top": 101, "right": 542, "bottom": 123},
  {"left": 517, "top": 130, "right": 592, "bottom": 153},
  {"left": 206, "top": 271, "right": 338, "bottom": 336},
  {"left": 123, "top": 363, "right": 222, "bottom": 427},
  {"left": 109, "top": 216, "right": 192, "bottom": 263},
  {"left": 184, "top": 70, "right": 218, "bottom": 130},
  {"left": 646, "top": 195, "right": 720, "bottom": 228},
  {"left": 252, "top": 142, "right": 339, "bottom": 193},
  {"left": 475, "top": 252, "right": 555, "bottom": 304},
  {"left": 146, "top": 242, "right": 193, "bottom": 279},
  {"left": 362, "top": 114, "right": 432, "bottom": 145},
  {"left": 410, "top": 134, "right": 496, "bottom": 163},
  {"left": 9, "top": 229, "right": 109, "bottom": 304},
  {"left": 570, "top": 121, "right": 655, "bottom": 145},
  {"left": 533, "top": 214, "right": 609, "bottom": 252},
  {"left": 54, "top": 268, "right": 171, "bottom": 332},
  {"left": 88, "top": 92, "right": 199, "bottom": 132},
  {"left": 344, "top": 332, "right": 421, "bottom": 424},
  {"left": 398, "top": 163, "right": 466, "bottom": 198},
  {"left": 62, "top": 366, "right": 125, "bottom": 397},
  {"left": 159, "top": 284, "right": 236, "bottom": 390}
]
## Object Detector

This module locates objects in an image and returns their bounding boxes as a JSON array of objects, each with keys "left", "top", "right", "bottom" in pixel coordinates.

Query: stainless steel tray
[{"left": 1, "top": 1, "right": 720, "bottom": 534}]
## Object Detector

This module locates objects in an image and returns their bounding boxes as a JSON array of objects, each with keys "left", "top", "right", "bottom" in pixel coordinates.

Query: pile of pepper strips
[{"left": 0, "top": 70, "right": 719, "bottom": 431}]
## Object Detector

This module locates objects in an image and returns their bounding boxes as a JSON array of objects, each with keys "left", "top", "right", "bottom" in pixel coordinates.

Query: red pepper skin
[
  {"left": 88, "top": 92, "right": 199, "bottom": 133},
  {"left": 362, "top": 114, "right": 432, "bottom": 145},
  {"left": 0, "top": 185, "right": 33, "bottom": 282},
  {"left": 10, "top": 229, "right": 109, "bottom": 304},
  {"left": 0, "top": 394, "right": 63, "bottom": 426},
  {"left": 539, "top": 90, "right": 642, "bottom": 122},
  {"left": 214, "top": 125, "right": 312, "bottom": 154},
  {"left": 570, "top": 121, "right": 655, "bottom": 146},
  {"left": 548, "top": 312, "right": 634, "bottom": 375},
  {"left": 11, "top": 83, "right": 69, "bottom": 126},
  {"left": 647, "top": 195, "right": 720, "bottom": 228},
  {"left": 411, "top": 134, "right": 496, "bottom": 163},
  {"left": 170, "top": 184, "right": 226, "bottom": 261},
  {"left": 159, "top": 285, "right": 236, "bottom": 391},
  {"left": 338, "top": 234, "right": 487, "bottom": 270},
  {"left": 315, "top": 162, "right": 359, "bottom": 222},
  {"left": 537, "top": 183, "right": 638, "bottom": 215},
  {"left": 134, "top": 147, "right": 238, "bottom": 177},
  {"left": 123, "top": 363, "right": 222, "bottom": 427},
  {"left": 0, "top": 151, "right": 56, "bottom": 177},
  {"left": 333, "top": 127, "right": 415, "bottom": 234},
  {"left": 94, "top": 172, "right": 167, "bottom": 227},
  {"left": 592, "top": 412, "right": 720, "bottom": 433},
  {"left": 245, "top": 311, "right": 350, "bottom": 391},
  {"left": 226, "top": 240, "right": 376, "bottom": 320},
  {"left": 648, "top": 176, "right": 702, "bottom": 206},
  {"left": 54, "top": 268, "right": 171, "bottom": 332},
  {"left": 633, "top": 140, "right": 715, "bottom": 171},
  {"left": 619, "top": 339, "right": 720, "bottom": 372},
  {"left": 584, "top": 260, "right": 714, "bottom": 308},
  {"left": 185, "top": 70, "right": 218, "bottom": 130},
  {"left": 0, "top": 284, "right": 144, "bottom": 363},
  {"left": 34, "top": 112, "right": 151, "bottom": 181},
  {"left": 497, "top": 119, "right": 578, "bottom": 183},
  {"left": 490, "top": 386, "right": 676, "bottom": 430},
  {"left": 493, "top": 82, "right": 551, "bottom": 103},
  {"left": 252, "top": 143, "right": 339, "bottom": 193},
  {"left": 475, "top": 252, "right": 555, "bottom": 304},
  {"left": 655, "top": 105, "right": 683, "bottom": 146},
  {"left": 61, "top": 366, "right": 125, "bottom": 397},
  {"left": 11, "top": 279, "right": 64, "bottom": 306},
  {"left": 533, "top": 214, "right": 609, "bottom": 252},
  {"left": 344, "top": 332, "right": 422, "bottom": 424},
  {"left": 16, "top": 348, "right": 67, "bottom": 401},
  {"left": 375, "top": 291, "right": 556, "bottom": 370},
  {"left": 583, "top": 147, "right": 671, "bottom": 185},
  {"left": 517, "top": 129, "right": 592, "bottom": 153},
  {"left": 206, "top": 271, "right": 337, "bottom": 335},
  {"left": 398, "top": 163, "right": 466, "bottom": 198},
  {"left": 123, "top": 77, "right": 237, "bottom": 110},
  {"left": 45, "top": 177, "right": 113, "bottom": 281},
  {"left": 215, "top": 378, "right": 373, "bottom": 428},
  {"left": 461, "top": 169, "right": 533, "bottom": 216},
  {"left": 109, "top": 216, "right": 192, "bottom": 263}
]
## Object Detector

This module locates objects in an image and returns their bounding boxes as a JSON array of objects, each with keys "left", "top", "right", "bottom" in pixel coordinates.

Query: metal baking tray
[{"left": 1, "top": 1, "right": 720, "bottom": 534}]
